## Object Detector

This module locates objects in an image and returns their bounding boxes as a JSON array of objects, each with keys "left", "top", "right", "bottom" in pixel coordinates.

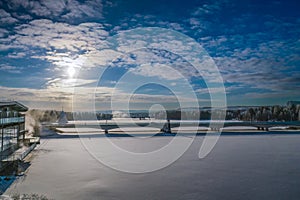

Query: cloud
[
  {"left": 0, "top": 28, "right": 9, "bottom": 38},
  {"left": 246, "top": 91, "right": 300, "bottom": 99},
  {"left": 0, "top": 86, "right": 72, "bottom": 102},
  {"left": 5, "top": 19, "right": 111, "bottom": 72},
  {"left": 45, "top": 78, "right": 97, "bottom": 89},
  {"left": 129, "top": 63, "right": 184, "bottom": 81},
  {"left": 1, "top": 0, "right": 103, "bottom": 22},
  {"left": 7, "top": 52, "right": 26, "bottom": 58},
  {"left": 61, "top": 0, "right": 103, "bottom": 21},
  {"left": 0, "top": 9, "right": 18, "bottom": 24},
  {"left": 197, "top": 27, "right": 300, "bottom": 96},
  {"left": 0, "top": 64, "right": 22, "bottom": 73},
  {"left": 14, "top": 19, "right": 108, "bottom": 51},
  {"left": 196, "top": 87, "right": 226, "bottom": 95},
  {"left": 108, "top": 28, "right": 224, "bottom": 85},
  {"left": 192, "top": 2, "right": 223, "bottom": 16}
]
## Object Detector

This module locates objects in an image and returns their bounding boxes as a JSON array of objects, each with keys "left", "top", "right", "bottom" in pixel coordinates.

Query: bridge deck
[{"left": 53, "top": 120, "right": 300, "bottom": 133}]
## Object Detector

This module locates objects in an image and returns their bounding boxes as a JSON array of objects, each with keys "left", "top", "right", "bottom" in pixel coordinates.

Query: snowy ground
[{"left": 5, "top": 133, "right": 300, "bottom": 200}]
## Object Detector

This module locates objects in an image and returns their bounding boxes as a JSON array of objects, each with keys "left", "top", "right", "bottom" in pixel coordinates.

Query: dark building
[{"left": 0, "top": 101, "right": 28, "bottom": 170}]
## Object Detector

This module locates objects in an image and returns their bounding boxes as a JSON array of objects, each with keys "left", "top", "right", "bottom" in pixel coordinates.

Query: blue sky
[{"left": 0, "top": 0, "right": 299, "bottom": 111}]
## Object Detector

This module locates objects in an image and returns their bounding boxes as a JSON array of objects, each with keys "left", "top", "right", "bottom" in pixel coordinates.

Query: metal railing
[{"left": 0, "top": 117, "right": 25, "bottom": 125}]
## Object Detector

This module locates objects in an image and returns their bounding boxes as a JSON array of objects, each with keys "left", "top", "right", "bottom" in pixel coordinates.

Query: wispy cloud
[{"left": 0, "top": 64, "right": 22, "bottom": 73}]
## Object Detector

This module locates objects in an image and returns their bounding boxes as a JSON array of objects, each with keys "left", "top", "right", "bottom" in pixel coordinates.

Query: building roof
[
  {"left": 0, "top": 101, "right": 28, "bottom": 112},
  {"left": 57, "top": 110, "right": 68, "bottom": 124}
]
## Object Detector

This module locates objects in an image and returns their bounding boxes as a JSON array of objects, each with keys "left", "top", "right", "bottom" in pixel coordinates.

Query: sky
[{"left": 0, "top": 0, "right": 299, "bottom": 111}]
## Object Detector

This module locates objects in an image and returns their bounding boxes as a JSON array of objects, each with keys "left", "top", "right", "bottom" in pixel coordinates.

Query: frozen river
[{"left": 5, "top": 133, "right": 300, "bottom": 200}]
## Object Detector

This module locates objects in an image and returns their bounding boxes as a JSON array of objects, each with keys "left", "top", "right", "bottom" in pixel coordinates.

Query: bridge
[{"left": 66, "top": 120, "right": 300, "bottom": 134}]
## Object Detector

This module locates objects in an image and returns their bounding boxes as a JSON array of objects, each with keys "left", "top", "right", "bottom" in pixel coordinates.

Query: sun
[{"left": 67, "top": 66, "right": 76, "bottom": 78}]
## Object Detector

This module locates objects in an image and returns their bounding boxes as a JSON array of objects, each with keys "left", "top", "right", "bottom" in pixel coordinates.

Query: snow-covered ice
[{"left": 5, "top": 133, "right": 300, "bottom": 200}]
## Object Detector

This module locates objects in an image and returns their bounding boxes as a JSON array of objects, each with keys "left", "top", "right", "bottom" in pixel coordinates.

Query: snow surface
[{"left": 5, "top": 133, "right": 300, "bottom": 200}]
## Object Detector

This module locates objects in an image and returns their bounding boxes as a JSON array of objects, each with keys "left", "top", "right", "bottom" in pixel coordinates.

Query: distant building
[
  {"left": 130, "top": 112, "right": 150, "bottom": 120},
  {"left": 0, "top": 101, "right": 28, "bottom": 171},
  {"left": 57, "top": 110, "right": 68, "bottom": 125}
]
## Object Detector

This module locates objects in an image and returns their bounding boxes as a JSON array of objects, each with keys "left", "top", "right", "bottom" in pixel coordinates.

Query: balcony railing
[{"left": 0, "top": 117, "right": 25, "bottom": 125}]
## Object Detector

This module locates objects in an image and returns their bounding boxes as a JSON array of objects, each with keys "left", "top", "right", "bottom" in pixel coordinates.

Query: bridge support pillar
[{"left": 161, "top": 119, "right": 172, "bottom": 133}]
